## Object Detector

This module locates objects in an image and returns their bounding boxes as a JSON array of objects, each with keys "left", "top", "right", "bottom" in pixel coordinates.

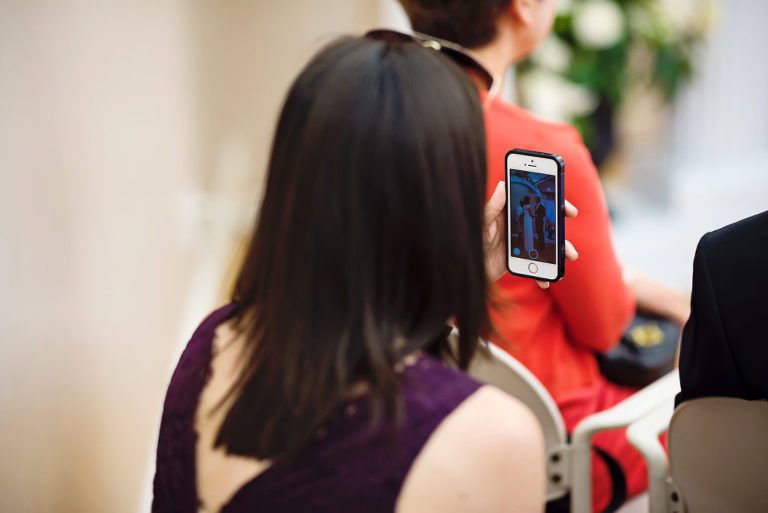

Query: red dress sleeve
[{"left": 550, "top": 128, "right": 635, "bottom": 353}]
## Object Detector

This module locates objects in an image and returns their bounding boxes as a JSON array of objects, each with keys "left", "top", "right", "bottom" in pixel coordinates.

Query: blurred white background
[
  {"left": 610, "top": 0, "right": 768, "bottom": 288},
  {"left": 0, "top": 1, "right": 765, "bottom": 512}
]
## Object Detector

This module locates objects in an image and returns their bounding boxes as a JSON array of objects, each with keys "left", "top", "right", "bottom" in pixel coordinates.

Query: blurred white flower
[
  {"left": 519, "top": 69, "right": 598, "bottom": 122},
  {"left": 652, "top": 0, "right": 716, "bottom": 41},
  {"left": 658, "top": 0, "right": 698, "bottom": 32},
  {"left": 531, "top": 36, "right": 573, "bottom": 73},
  {"left": 572, "top": 0, "right": 625, "bottom": 49}
]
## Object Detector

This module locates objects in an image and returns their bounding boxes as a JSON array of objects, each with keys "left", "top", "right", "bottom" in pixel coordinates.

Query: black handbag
[{"left": 596, "top": 311, "right": 680, "bottom": 388}]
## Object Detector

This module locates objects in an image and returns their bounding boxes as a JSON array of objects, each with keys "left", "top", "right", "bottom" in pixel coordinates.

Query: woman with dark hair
[{"left": 152, "top": 36, "right": 550, "bottom": 512}]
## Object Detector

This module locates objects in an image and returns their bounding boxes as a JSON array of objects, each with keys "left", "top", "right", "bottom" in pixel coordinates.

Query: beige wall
[
  {"left": 0, "top": 1, "right": 406, "bottom": 511},
  {"left": 0, "top": 2, "right": 198, "bottom": 511}
]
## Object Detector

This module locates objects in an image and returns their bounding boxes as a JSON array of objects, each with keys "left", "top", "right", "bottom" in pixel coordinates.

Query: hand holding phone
[
  {"left": 505, "top": 149, "right": 565, "bottom": 282},
  {"left": 484, "top": 180, "right": 577, "bottom": 285}
]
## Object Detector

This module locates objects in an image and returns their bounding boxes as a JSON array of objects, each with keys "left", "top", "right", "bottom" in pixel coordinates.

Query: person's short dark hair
[
  {"left": 399, "top": 0, "right": 511, "bottom": 48},
  {"left": 217, "top": 36, "right": 490, "bottom": 461},
  {"left": 523, "top": 196, "right": 531, "bottom": 205}
]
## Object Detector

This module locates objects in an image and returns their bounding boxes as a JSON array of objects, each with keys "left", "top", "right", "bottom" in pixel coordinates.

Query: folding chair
[
  {"left": 629, "top": 397, "right": 768, "bottom": 513},
  {"left": 625, "top": 398, "right": 675, "bottom": 513},
  {"left": 465, "top": 340, "right": 680, "bottom": 513}
]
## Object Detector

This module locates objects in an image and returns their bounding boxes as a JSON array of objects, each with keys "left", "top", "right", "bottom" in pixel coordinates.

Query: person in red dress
[{"left": 399, "top": 1, "right": 690, "bottom": 510}]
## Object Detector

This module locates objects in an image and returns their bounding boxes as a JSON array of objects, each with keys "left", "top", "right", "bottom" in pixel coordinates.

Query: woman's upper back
[{"left": 152, "top": 306, "right": 544, "bottom": 513}]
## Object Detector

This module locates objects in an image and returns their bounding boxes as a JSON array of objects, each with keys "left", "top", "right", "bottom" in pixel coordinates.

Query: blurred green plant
[{"left": 516, "top": 0, "right": 715, "bottom": 168}]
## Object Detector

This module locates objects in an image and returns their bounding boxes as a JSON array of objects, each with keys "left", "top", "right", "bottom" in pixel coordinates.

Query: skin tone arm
[
  {"left": 395, "top": 385, "right": 546, "bottom": 513},
  {"left": 627, "top": 271, "right": 691, "bottom": 326}
]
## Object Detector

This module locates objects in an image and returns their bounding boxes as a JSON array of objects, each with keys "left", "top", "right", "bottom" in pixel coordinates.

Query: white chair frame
[
  {"left": 465, "top": 340, "right": 680, "bottom": 513},
  {"left": 627, "top": 396, "right": 768, "bottom": 513}
]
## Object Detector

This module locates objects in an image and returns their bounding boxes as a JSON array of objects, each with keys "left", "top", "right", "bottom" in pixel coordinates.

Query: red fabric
[{"left": 482, "top": 94, "right": 645, "bottom": 511}]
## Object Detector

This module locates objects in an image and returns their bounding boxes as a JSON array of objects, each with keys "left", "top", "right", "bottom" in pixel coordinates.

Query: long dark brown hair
[{"left": 215, "top": 36, "right": 490, "bottom": 460}]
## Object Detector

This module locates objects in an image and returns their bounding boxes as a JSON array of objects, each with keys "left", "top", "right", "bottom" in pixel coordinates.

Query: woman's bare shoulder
[{"left": 396, "top": 385, "right": 546, "bottom": 513}]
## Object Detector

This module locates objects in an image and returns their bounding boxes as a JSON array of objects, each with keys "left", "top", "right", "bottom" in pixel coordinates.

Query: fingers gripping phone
[{"left": 505, "top": 149, "right": 565, "bottom": 282}]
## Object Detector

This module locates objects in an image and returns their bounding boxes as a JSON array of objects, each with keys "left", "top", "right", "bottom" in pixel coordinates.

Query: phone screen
[{"left": 507, "top": 169, "right": 557, "bottom": 264}]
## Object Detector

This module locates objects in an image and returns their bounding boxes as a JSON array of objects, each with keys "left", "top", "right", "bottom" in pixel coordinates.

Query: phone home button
[{"left": 528, "top": 263, "right": 538, "bottom": 274}]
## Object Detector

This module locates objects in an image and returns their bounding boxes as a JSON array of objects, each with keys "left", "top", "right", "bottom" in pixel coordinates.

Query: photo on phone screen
[{"left": 508, "top": 170, "right": 557, "bottom": 264}]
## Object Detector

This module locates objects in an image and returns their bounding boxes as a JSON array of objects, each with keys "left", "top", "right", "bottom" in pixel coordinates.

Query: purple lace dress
[{"left": 152, "top": 305, "right": 482, "bottom": 512}]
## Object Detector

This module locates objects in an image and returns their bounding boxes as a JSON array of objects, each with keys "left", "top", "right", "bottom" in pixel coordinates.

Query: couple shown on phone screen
[{"left": 509, "top": 171, "right": 556, "bottom": 264}]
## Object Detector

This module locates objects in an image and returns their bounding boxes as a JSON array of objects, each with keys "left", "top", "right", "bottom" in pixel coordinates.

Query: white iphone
[{"left": 505, "top": 149, "right": 565, "bottom": 282}]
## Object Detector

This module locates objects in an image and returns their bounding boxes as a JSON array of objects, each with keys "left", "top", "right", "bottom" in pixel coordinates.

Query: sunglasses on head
[{"left": 365, "top": 28, "right": 499, "bottom": 96}]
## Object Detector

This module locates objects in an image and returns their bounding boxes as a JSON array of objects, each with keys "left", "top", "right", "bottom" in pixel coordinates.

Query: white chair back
[
  {"left": 669, "top": 397, "right": 768, "bottom": 513},
  {"left": 466, "top": 342, "right": 569, "bottom": 501}
]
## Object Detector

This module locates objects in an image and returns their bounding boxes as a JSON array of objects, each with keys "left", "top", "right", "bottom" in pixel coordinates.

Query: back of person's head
[
  {"left": 399, "top": 0, "right": 558, "bottom": 61},
  {"left": 398, "top": 0, "right": 512, "bottom": 48},
  {"left": 218, "top": 36, "right": 490, "bottom": 461}
]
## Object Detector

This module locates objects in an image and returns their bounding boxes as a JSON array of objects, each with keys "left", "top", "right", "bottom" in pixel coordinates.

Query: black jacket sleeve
[{"left": 675, "top": 233, "right": 750, "bottom": 406}]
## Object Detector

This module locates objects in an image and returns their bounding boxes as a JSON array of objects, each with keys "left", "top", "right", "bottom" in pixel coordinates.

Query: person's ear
[{"left": 508, "top": 0, "right": 536, "bottom": 27}]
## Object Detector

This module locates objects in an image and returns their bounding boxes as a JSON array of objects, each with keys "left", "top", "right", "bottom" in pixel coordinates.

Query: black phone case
[{"left": 504, "top": 148, "right": 565, "bottom": 282}]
